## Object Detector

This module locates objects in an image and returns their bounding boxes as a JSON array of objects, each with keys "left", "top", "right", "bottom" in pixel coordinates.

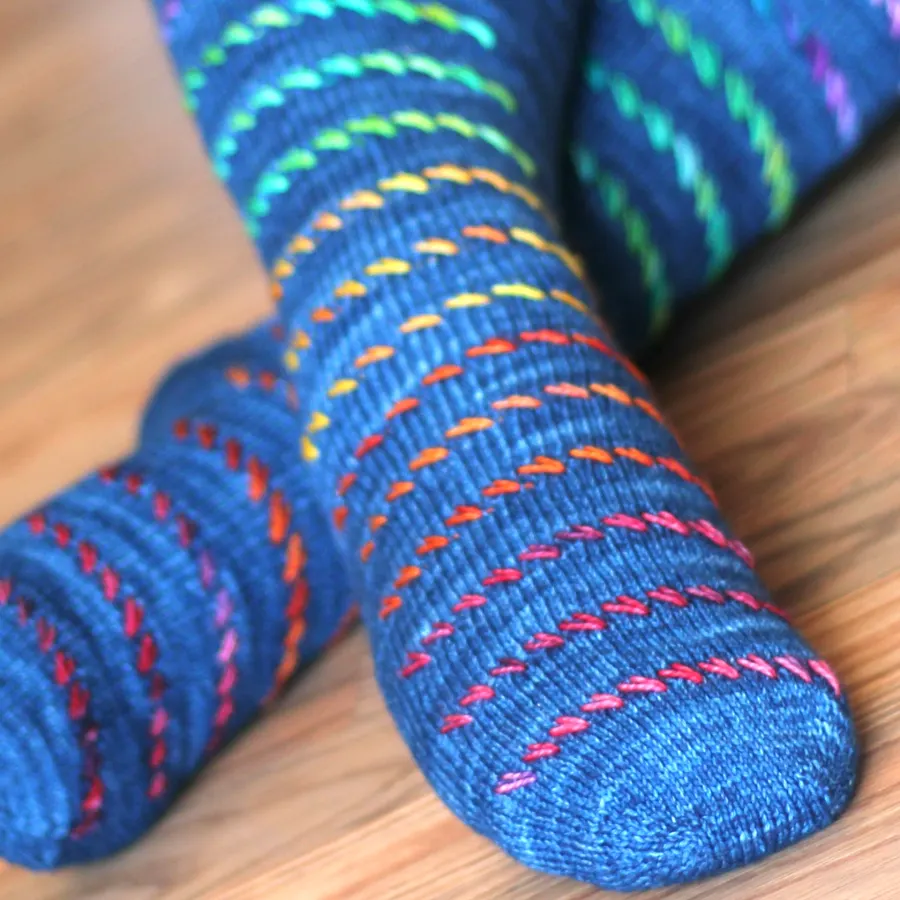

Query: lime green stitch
[
  {"left": 586, "top": 63, "right": 733, "bottom": 281},
  {"left": 246, "top": 112, "right": 536, "bottom": 236},
  {"left": 183, "top": 0, "right": 495, "bottom": 112},
  {"left": 619, "top": 0, "right": 795, "bottom": 225},
  {"left": 573, "top": 146, "right": 671, "bottom": 337}
]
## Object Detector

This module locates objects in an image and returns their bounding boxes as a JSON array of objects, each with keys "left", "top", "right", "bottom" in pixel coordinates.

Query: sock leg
[
  {"left": 156, "top": 2, "right": 856, "bottom": 887},
  {"left": 567, "top": 0, "right": 900, "bottom": 353},
  {"left": 0, "top": 322, "right": 349, "bottom": 868}
]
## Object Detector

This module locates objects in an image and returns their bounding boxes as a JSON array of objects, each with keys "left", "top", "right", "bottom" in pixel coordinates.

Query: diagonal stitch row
[
  {"left": 212, "top": 50, "right": 517, "bottom": 177},
  {"left": 494, "top": 653, "right": 842, "bottom": 794},
  {"left": 0, "top": 579, "right": 102, "bottom": 838},
  {"left": 25, "top": 511, "right": 172, "bottom": 803},
  {"left": 394, "top": 511, "right": 754, "bottom": 671}
]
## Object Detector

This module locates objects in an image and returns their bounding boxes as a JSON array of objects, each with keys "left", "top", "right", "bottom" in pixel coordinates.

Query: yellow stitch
[
  {"left": 334, "top": 280, "right": 367, "bottom": 298},
  {"left": 492, "top": 283, "right": 546, "bottom": 300},
  {"left": 379, "top": 173, "right": 430, "bottom": 193},
  {"left": 272, "top": 258, "right": 295, "bottom": 279},
  {"left": 445, "top": 292, "right": 490, "bottom": 309},
  {"left": 550, "top": 288, "right": 590, "bottom": 315},
  {"left": 308, "top": 411, "right": 330, "bottom": 433},
  {"left": 328, "top": 378, "right": 359, "bottom": 397},
  {"left": 414, "top": 238, "right": 459, "bottom": 256},
  {"left": 509, "top": 227, "right": 545, "bottom": 250},
  {"left": 423, "top": 163, "right": 472, "bottom": 184},
  {"left": 293, "top": 330, "right": 311, "bottom": 350},
  {"left": 400, "top": 314, "right": 443, "bottom": 333},
  {"left": 470, "top": 167, "right": 509, "bottom": 191},
  {"left": 289, "top": 235, "right": 316, "bottom": 253},
  {"left": 283, "top": 350, "right": 299, "bottom": 371},
  {"left": 365, "top": 258, "right": 411, "bottom": 276},
  {"left": 508, "top": 183, "right": 542, "bottom": 210},
  {"left": 340, "top": 190, "right": 384, "bottom": 210},
  {"left": 300, "top": 436, "right": 320, "bottom": 462}
]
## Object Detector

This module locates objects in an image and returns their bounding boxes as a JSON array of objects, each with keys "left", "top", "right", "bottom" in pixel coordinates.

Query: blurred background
[{"left": 0, "top": 2, "right": 899, "bottom": 898}]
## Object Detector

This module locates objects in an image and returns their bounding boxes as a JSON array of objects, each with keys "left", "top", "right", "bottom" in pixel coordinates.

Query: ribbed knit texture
[
  {"left": 0, "top": 323, "right": 350, "bottom": 869},
  {"left": 150, "top": 0, "right": 858, "bottom": 888},
  {"left": 567, "top": 0, "right": 900, "bottom": 353}
]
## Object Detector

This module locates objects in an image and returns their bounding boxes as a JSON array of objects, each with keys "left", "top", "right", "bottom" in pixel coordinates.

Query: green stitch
[
  {"left": 617, "top": 0, "right": 795, "bottom": 225},
  {"left": 245, "top": 111, "right": 536, "bottom": 235},
  {"left": 587, "top": 64, "right": 734, "bottom": 281},
  {"left": 573, "top": 146, "right": 672, "bottom": 337},
  {"left": 210, "top": 51, "right": 516, "bottom": 177}
]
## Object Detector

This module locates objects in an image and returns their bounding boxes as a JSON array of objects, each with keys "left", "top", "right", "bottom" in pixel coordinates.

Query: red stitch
[
  {"left": 483, "top": 568, "right": 522, "bottom": 585},
  {"left": 197, "top": 423, "right": 217, "bottom": 450},
  {"left": 490, "top": 658, "right": 528, "bottom": 676},
  {"left": 601, "top": 595, "right": 649, "bottom": 616},
  {"left": 460, "top": 684, "right": 495, "bottom": 706},
  {"left": 0, "top": 579, "right": 9, "bottom": 604},
  {"left": 125, "top": 473, "right": 143, "bottom": 493},
  {"left": 657, "top": 663, "right": 703, "bottom": 684},
  {"left": 572, "top": 332, "right": 648, "bottom": 384},
  {"left": 55, "top": 651, "right": 75, "bottom": 685},
  {"left": 440, "top": 714, "right": 474, "bottom": 734},
  {"left": 37, "top": 618, "right": 55, "bottom": 652},
  {"left": 28, "top": 512, "right": 46, "bottom": 534},
  {"left": 100, "top": 568, "right": 120, "bottom": 601},
  {"left": 698, "top": 657, "right": 740, "bottom": 680},
  {"left": 225, "top": 439, "right": 242, "bottom": 470},
  {"left": 521, "top": 328, "right": 569, "bottom": 345},
  {"left": 422, "top": 622, "right": 454, "bottom": 644},
  {"left": 524, "top": 632, "right": 565, "bottom": 651},
  {"left": 548, "top": 716, "right": 591, "bottom": 737},
  {"left": 337, "top": 473, "right": 357, "bottom": 496},
  {"left": 453, "top": 593, "right": 487, "bottom": 612},
  {"left": 518, "top": 544, "right": 560, "bottom": 561},
  {"left": 153, "top": 491, "right": 172, "bottom": 520},
  {"left": 356, "top": 434, "right": 383, "bottom": 459},
  {"left": 467, "top": 337, "right": 516, "bottom": 357},
  {"left": 774, "top": 655, "right": 812, "bottom": 683},
  {"left": 555, "top": 525, "right": 604, "bottom": 541},
  {"left": 522, "top": 742, "right": 560, "bottom": 761},
  {"left": 619, "top": 675, "right": 668, "bottom": 693},
  {"left": 581, "top": 693, "right": 625, "bottom": 712},
  {"left": 55, "top": 523, "right": 71, "bottom": 546},
  {"left": 124, "top": 598, "right": 144, "bottom": 638},
  {"left": 69, "top": 682, "right": 90, "bottom": 720},
  {"left": 79, "top": 542, "right": 98, "bottom": 574},
  {"left": 400, "top": 651, "right": 432, "bottom": 678},
  {"left": 558, "top": 612, "right": 607, "bottom": 632}
]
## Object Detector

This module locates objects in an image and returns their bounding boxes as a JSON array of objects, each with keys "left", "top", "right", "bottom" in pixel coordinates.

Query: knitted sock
[
  {"left": 0, "top": 323, "right": 350, "bottom": 869},
  {"left": 567, "top": 0, "right": 900, "bottom": 353},
  {"left": 156, "top": 0, "right": 856, "bottom": 888}
]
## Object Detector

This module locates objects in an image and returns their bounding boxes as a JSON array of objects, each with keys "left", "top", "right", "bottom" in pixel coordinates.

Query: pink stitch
[
  {"left": 646, "top": 586, "right": 689, "bottom": 607},
  {"left": 483, "top": 568, "right": 522, "bottom": 585},
  {"left": 491, "top": 658, "right": 528, "bottom": 676},
  {"left": 559, "top": 612, "right": 608, "bottom": 631},
  {"left": 524, "top": 632, "right": 566, "bottom": 651},
  {"left": 495, "top": 654, "right": 839, "bottom": 793},
  {"left": 555, "top": 524, "right": 604, "bottom": 541},
  {"left": 518, "top": 544, "right": 561, "bottom": 561},
  {"left": 400, "top": 651, "right": 432, "bottom": 678},
  {"left": 601, "top": 513, "right": 646, "bottom": 531},
  {"left": 422, "top": 621, "right": 455, "bottom": 644},
  {"left": 441, "top": 714, "right": 474, "bottom": 734},
  {"left": 600, "top": 596, "right": 648, "bottom": 616},
  {"left": 460, "top": 684, "right": 496, "bottom": 705},
  {"left": 453, "top": 593, "right": 487, "bottom": 611}
]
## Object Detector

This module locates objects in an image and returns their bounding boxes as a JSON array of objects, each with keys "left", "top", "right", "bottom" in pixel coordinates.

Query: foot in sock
[
  {"left": 566, "top": 0, "right": 900, "bottom": 353},
  {"left": 154, "top": 0, "right": 858, "bottom": 888},
  {"left": 0, "top": 323, "right": 349, "bottom": 869}
]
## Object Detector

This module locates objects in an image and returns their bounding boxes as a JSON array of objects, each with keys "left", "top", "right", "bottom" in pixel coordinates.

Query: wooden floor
[{"left": 1, "top": 2, "right": 899, "bottom": 898}]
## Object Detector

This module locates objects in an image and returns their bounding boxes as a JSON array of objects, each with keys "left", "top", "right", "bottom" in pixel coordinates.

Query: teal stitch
[
  {"left": 210, "top": 52, "right": 517, "bottom": 178},
  {"left": 586, "top": 63, "right": 734, "bottom": 281},
  {"left": 245, "top": 111, "right": 536, "bottom": 236},
  {"left": 183, "top": 0, "right": 495, "bottom": 112},
  {"left": 573, "top": 145, "right": 672, "bottom": 337},
  {"left": 617, "top": 0, "right": 796, "bottom": 226}
]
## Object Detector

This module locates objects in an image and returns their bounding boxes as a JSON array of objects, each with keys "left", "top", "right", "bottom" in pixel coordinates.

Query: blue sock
[
  {"left": 567, "top": 0, "right": 900, "bottom": 353},
  {"left": 0, "top": 323, "right": 350, "bottom": 868},
  {"left": 153, "top": 1, "right": 856, "bottom": 888}
]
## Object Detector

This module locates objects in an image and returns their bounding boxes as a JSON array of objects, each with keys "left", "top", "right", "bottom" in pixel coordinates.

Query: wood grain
[{"left": 0, "top": 2, "right": 898, "bottom": 898}]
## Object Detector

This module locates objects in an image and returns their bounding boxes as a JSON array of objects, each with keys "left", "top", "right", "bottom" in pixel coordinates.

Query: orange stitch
[
  {"left": 410, "top": 447, "right": 449, "bottom": 471},
  {"left": 248, "top": 458, "right": 268, "bottom": 502},
  {"left": 615, "top": 447, "right": 655, "bottom": 467},
  {"left": 360, "top": 541, "right": 375, "bottom": 563},
  {"left": 337, "top": 473, "right": 357, "bottom": 496},
  {"left": 269, "top": 491, "right": 290, "bottom": 544},
  {"left": 197, "top": 424, "right": 217, "bottom": 449},
  {"left": 545, "top": 383, "right": 591, "bottom": 400},
  {"left": 313, "top": 211, "right": 342, "bottom": 231},
  {"left": 395, "top": 566, "right": 422, "bottom": 589},
  {"left": 570, "top": 446, "right": 614, "bottom": 464},
  {"left": 462, "top": 224, "right": 509, "bottom": 243},
  {"left": 483, "top": 479, "right": 522, "bottom": 496},
  {"left": 283, "top": 533, "right": 307, "bottom": 583},
  {"left": 355, "top": 434, "right": 384, "bottom": 459},
  {"left": 635, "top": 397, "right": 665, "bottom": 423},
  {"left": 387, "top": 481, "right": 415, "bottom": 501},
  {"left": 493, "top": 395, "right": 541, "bottom": 410},
  {"left": 592, "top": 383, "right": 634, "bottom": 405},
  {"left": 423, "top": 364, "right": 464, "bottom": 385},
  {"left": 414, "top": 237, "right": 459, "bottom": 255},
  {"left": 289, "top": 235, "right": 315, "bottom": 253},
  {"left": 379, "top": 595, "right": 403, "bottom": 619},
  {"left": 226, "top": 366, "right": 251, "bottom": 387},
  {"left": 340, "top": 189, "right": 383, "bottom": 210},
  {"left": 356, "top": 345, "right": 395, "bottom": 368},
  {"left": 418, "top": 535, "right": 450, "bottom": 555},
  {"left": 270, "top": 280, "right": 284, "bottom": 302},
  {"left": 518, "top": 456, "right": 566, "bottom": 476},
  {"left": 446, "top": 505, "right": 485, "bottom": 526},
  {"left": 466, "top": 337, "right": 516, "bottom": 357},
  {"left": 400, "top": 314, "right": 442, "bottom": 333},
  {"left": 333, "top": 505, "right": 349, "bottom": 531},
  {"left": 521, "top": 329, "right": 569, "bottom": 345},
  {"left": 369, "top": 514, "right": 388, "bottom": 532},
  {"left": 259, "top": 371, "right": 277, "bottom": 390},
  {"left": 387, "top": 397, "right": 420, "bottom": 419},
  {"left": 446, "top": 417, "right": 494, "bottom": 439},
  {"left": 311, "top": 307, "right": 336, "bottom": 323}
]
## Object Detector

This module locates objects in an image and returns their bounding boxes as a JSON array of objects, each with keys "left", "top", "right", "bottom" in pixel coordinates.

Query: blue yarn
[
  {"left": 568, "top": 0, "right": 900, "bottom": 353},
  {"left": 0, "top": 323, "right": 349, "bottom": 868},
  {"left": 154, "top": 0, "right": 858, "bottom": 888}
]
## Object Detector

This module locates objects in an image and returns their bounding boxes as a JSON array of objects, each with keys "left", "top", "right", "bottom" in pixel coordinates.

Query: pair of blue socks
[{"left": 0, "top": 0, "right": 897, "bottom": 888}]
